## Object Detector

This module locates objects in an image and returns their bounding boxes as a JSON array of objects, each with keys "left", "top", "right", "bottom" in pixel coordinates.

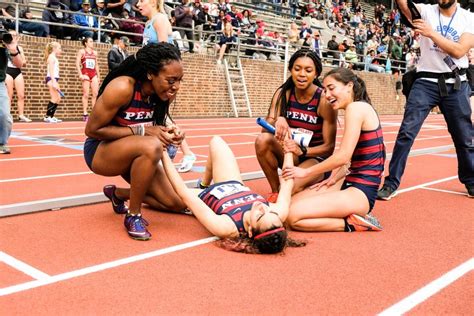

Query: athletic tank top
[
  {"left": 198, "top": 181, "right": 268, "bottom": 233},
  {"left": 112, "top": 81, "right": 155, "bottom": 126},
  {"left": 346, "top": 124, "right": 385, "bottom": 188},
  {"left": 47, "top": 56, "right": 60, "bottom": 78},
  {"left": 80, "top": 50, "right": 97, "bottom": 77},
  {"left": 286, "top": 87, "right": 325, "bottom": 148},
  {"left": 143, "top": 13, "right": 174, "bottom": 45}
]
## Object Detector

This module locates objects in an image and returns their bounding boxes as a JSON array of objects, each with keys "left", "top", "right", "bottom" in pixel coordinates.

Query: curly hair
[
  {"left": 98, "top": 42, "right": 182, "bottom": 126},
  {"left": 269, "top": 48, "right": 323, "bottom": 119},
  {"left": 215, "top": 226, "right": 306, "bottom": 254}
]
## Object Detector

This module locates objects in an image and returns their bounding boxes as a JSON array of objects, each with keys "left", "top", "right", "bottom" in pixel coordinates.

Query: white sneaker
[
  {"left": 51, "top": 117, "right": 62, "bottom": 123},
  {"left": 44, "top": 116, "right": 55, "bottom": 123},
  {"left": 19, "top": 115, "right": 32, "bottom": 122}
]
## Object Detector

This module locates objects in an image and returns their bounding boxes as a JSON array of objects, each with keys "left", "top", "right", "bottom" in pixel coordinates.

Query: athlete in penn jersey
[
  {"left": 84, "top": 43, "right": 188, "bottom": 241},
  {"left": 255, "top": 49, "right": 337, "bottom": 202},
  {"left": 282, "top": 68, "right": 384, "bottom": 233},
  {"left": 162, "top": 136, "right": 306, "bottom": 254}
]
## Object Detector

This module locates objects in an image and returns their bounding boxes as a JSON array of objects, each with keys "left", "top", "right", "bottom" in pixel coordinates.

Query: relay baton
[
  {"left": 256, "top": 117, "right": 310, "bottom": 147},
  {"left": 57, "top": 89, "right": 65, "bottom": 98},
  {"left": 256, "top": 117, "right": 276, "bottom": 134}
]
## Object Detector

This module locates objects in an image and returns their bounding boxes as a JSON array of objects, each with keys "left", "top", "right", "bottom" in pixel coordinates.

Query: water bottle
[{"left": 167, "top": 144, "right": 178, "bottom": 160}]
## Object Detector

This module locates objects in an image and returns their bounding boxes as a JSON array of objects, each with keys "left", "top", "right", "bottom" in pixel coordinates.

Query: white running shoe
[
  {"left": 19, "top": 115, "right": 32, "bottom": 122},
  {"left": 51, "top": 117, "right": 62, "bottom": 123},
  {"left": 44, "top": 116, "right": 55, "bottom": 123}
]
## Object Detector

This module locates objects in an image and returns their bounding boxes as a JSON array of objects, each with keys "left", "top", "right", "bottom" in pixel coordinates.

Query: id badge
[{"left": 443, "top": 55, "right": 458, "bottom": 71}]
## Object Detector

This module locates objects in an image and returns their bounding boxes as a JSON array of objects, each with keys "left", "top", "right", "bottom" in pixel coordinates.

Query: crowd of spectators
[{"left": 0, "top": 0, "right": 424, "bottom": 71}]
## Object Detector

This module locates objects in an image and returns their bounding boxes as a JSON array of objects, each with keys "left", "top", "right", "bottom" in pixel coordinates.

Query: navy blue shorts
[
  {"left": 341, "top": 181, "right": 378, "bottom": 212},
  {"left": 84, "top": 137, "right": 101, "bottom": 170},
  {"left": 299, "top": 156, "right": 331, "bottom": 181}
]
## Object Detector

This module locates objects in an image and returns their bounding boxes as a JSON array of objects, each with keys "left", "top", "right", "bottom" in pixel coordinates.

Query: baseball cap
[{"left": 120, "top": 36, "right": 130, "bottom": 46}]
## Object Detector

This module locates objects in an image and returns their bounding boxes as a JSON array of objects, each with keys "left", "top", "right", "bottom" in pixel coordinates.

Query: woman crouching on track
[
  {"left": 282, "top": 68, "right": 385, "bottom": 233},
  {"left": 162, "top": 136, "right": 306, "bottom": 254},
  {"left": 84, "top": 43, "right": 187, "bottom": 241},
  {"left": 254, "top": 48, "right": 337, "bottom": 202}
]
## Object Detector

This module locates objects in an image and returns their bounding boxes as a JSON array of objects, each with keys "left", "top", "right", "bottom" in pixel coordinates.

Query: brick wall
[{"left": 10, "top": 35, "right": 405, "bottom": 120}]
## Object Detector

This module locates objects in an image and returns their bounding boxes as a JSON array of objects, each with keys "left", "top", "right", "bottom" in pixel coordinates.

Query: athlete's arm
[
  {"left": 47, "top": 56, "right": 58, "bottom": 89},
  {"left": 94, "top": 50, "right": 100, "bottom": 81},
  {"left": 162, "top": 151, "right": 238, "bottom": 238},
  {"left": 18, "top": 46, "right": 26, "bottom": 68},
  {"left": 272, "top": 144, "right": 294, "bottom": 222},
  {"left": 75, "top": 49, "right": 85, "bottom": 80},
  {"left": 306, "top": 95, "right": 337, "bottom": 158},
  {"left": 85, "top": 77, "right": 136, "bottom": 140},
  {"left": 266, "top": 87, "right": 290, "bottom": 142}
]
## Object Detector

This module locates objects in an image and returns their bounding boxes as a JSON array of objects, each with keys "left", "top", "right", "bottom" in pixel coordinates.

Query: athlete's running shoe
[
  {"left": 377, "top": 185, "right": 397, "bottom": 201},
  {"left": 124, "top": 213, "right": 151, "bottom": 240},
  {"left": 195, "top": 179, "right": 209, "bottom": 189},
  {"left": 103, "top": 185, "right": 129, "bottom": 214},
  {"left": 346, "top": 214, "right": 383, "bottom": 232},
  {"left": 266, "top": 192, "right": 279, "bottom": 203}
]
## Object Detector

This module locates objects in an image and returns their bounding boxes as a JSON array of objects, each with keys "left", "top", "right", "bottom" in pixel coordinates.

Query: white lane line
[
  {"left": 0, "top": 172, "right": 92, "bottom": 183},
  {"left": 396, "top": 176, "right": 458, "bottom": 195},
  {"left": 0, "top": 237, "right": 219, "bottom": 297},
  {"left": 420, "top": 187, "right": 466, "bottom": 196},
  {"left": 378, "top": 258, "right": 474, "bottom": 316},
  {"left": 8, "top": 142, "right": 83, "bottom": 148},
  {"left": 0, "top": 154, "right": 83, "bottom": 162},
  {"left": 0, "top": 252, "right": 50, "bottom": 280}
]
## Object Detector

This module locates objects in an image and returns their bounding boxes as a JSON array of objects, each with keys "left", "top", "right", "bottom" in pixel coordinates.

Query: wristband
[
  {"left": 9, "top": 48, "right": 20, "bottom": 57},
  {"left": 129, "top": 124, "right": 145, "bottom": 136}
]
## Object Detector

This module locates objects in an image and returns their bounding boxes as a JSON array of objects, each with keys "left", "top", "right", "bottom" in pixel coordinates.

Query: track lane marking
[
  {"left": 378, "top": 258, "right": 474, "bottom": 316},
  {"left": 0, "top": 237, "right": 219, "bottom": 297},
  {"left": 0, "top": 252, "right": 50, "bottom": 280}
]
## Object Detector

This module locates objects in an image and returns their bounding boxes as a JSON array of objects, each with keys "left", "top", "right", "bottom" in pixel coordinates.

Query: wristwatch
[{"left": 299, "top": 145, "right": 307, "bottom": 159}]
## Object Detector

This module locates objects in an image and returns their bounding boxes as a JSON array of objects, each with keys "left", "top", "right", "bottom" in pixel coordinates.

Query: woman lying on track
[
  {"left": 162, "top": 135, "right": 306, "bottom": 254},
  {"left": 254, "top": 48, "right": 337, "bottom": 202},
  {"left": 282, "top": 68, "right": 384, "bottom": 233},
  {"left": 84, "top": 43, "right": 187, "bottom": 241}
]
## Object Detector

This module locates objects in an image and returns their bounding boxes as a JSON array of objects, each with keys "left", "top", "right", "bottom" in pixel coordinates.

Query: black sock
[{"left": 46, "top": 101, "right": 57, "bottom": 117}]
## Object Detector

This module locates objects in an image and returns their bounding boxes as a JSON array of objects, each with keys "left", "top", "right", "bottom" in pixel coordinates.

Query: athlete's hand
[
  {"left": 145, "top": 126, "right": 174, "bottom": 145},
  {"left": 281, "top": 166, "right": 307, "bottom": 180},
  {"left": 283, "top": 138, "right": 303, "bottom": 156},
  {"left": 274, "top": 117, "right": 289, "bottom": 142},
  {"left": 309, "top": 176, "right": 335, "bottom": 190}
]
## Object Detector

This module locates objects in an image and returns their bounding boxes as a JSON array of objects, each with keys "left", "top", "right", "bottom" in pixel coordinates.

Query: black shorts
[
  {"left": 341, "top": 181, "right": 378, "bottom": 212},
  {"left": 6, "top": 67, "right": 21, "bottom": 79},
  {"left": 298, "top": 156, "right": 331, "bottom": 181},
  {"left": 83, "top": 137, "right": 101, "bottom": 170}
]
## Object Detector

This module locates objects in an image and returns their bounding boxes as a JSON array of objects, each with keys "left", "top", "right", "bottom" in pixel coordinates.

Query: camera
[{"left": 0, "top": 29, "right": 13, "bottom": 45}]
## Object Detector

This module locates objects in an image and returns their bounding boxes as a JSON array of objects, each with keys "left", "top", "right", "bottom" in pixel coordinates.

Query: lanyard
[{"left": 438, "top": 7, "right": 457, "bottom": 38}]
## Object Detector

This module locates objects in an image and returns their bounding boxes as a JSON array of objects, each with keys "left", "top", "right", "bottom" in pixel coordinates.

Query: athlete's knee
[
  {"left": 210, "top": 135, "right": 224, "bottom": 148},
  {"left": 141, "top": 137, "right": 163, "bottom": 163},
  {"left": 255, "top": 133, "right": 274, "bottom": 152}
]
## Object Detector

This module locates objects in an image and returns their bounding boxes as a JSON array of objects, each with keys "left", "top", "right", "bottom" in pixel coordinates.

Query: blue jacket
[{"left": 73, "top": 10, "right": 98, "bottom": 28}]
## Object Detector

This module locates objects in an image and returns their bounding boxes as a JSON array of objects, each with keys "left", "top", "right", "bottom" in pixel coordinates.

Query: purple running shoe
[
  {"left": 124, "top": 213, "right": 151, "bottom": 240},
  {"left": 103, "top": 185, "right": 129, "bottom": 214}
]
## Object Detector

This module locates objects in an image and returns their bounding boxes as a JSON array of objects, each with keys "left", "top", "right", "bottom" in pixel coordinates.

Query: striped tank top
[
  {"left": 198, "top": 181, "right": 268, "bottom": 233},
  {"left": 286, "top": 87, "right": 325, "bottom": 148},
  {"left": 112, "top": 81, "right": 155, "bottom": 127},
  {"left": 346, "top": 125, "right": 386, "bottom": 187}
]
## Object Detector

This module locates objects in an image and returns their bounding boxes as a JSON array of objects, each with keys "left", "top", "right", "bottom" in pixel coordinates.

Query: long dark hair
[
  {"left": 216, "top": 225, "right": 306, "bottom": 254},
  {"left": 98, "top": 42, "right": 182, "bottom": 126},
  {"left": 270, "top": 48, "right": 323, "bottom": 119},
  {"left": 323, "top": 67, "right": 372, "bottom": 105}
]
